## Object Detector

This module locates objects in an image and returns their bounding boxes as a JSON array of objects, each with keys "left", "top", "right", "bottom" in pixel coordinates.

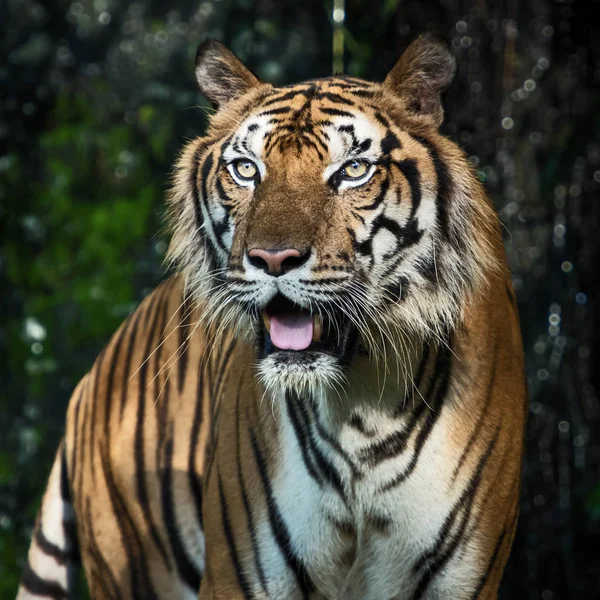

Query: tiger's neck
[
  {"left": 321, "top": 334, "right": 430, "bottom": 426},
  {"left": 253, "top": 333, "right": 448, "bottom": 466}
]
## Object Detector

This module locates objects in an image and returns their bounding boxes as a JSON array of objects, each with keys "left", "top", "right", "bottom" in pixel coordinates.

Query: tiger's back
[{"left": 18, "top": 34, "right": 526, "bottom": 600}]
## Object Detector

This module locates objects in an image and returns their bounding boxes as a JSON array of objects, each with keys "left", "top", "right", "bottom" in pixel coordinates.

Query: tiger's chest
[{"left": 258, "top": 398, "right": 481, "bottom": 600}]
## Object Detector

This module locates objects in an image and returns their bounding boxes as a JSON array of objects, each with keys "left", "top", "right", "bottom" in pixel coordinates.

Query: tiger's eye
[
  {"left": 342, "top": 160, "right": 368, "bottom": 179},
  {"left": 233, "top": 160, "right": 258, "bottom": 180}
]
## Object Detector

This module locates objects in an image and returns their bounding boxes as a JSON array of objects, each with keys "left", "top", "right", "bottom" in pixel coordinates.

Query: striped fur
[{"left": 18, "top": 36, "right": 526, "bottom": 599}]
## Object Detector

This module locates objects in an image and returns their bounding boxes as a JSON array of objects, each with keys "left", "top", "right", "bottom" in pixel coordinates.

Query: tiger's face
[{"left": 168, "top": 37, "right": 497, "bottom": 394}]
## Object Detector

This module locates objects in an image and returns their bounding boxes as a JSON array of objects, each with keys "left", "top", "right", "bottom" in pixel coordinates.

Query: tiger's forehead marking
[{"left": 224, "top": 80, "right": 387, "bottom": 170}]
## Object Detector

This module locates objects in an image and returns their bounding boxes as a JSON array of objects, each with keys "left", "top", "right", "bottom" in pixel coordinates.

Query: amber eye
[
  {"left": 232, "top": 159, "right": 258, "bottom": 181},
  {"left": 340, "top": 160, "right": 369, "bottom": 180}
]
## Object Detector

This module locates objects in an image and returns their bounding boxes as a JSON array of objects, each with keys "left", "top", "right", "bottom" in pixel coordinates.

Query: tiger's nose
[{"left": 247, "top": 248, "right": 310, "bottom": 275}]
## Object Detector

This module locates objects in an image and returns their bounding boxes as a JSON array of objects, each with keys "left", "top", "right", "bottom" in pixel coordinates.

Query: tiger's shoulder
[{"left": 62, "top": 275, "right": 253, "bottom": 491}]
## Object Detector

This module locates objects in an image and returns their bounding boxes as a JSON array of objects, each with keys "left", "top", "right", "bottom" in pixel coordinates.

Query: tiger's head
[{"left": 167, "top": 35, "right": 499, "bottom": 396}]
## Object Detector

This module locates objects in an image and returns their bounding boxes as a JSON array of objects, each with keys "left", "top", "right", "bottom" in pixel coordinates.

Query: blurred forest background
[{"left": 1, "top": 0, "right": 599, "bottom": 597}]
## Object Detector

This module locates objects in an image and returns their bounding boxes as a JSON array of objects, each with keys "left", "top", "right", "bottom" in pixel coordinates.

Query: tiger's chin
[{"left": 257, "top": 352, "right": 346, "bottom": 397}]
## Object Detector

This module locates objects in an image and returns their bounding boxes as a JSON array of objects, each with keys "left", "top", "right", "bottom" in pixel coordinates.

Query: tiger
[{"left": 17, "top": 34, "right": 527, "bottom": 600}]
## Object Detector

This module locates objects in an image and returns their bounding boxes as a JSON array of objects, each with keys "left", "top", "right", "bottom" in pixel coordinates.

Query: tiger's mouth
[{"left": 258, "top": 294, "right": 356, "bottom": 364}]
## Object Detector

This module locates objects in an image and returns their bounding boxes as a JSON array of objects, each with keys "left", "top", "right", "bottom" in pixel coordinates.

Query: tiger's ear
[
  {"left": 195, "top": 40, "right": 261, "bottom": 109},
  {"left": 383, "top": 34, "right": 456, "bottom": 126}
]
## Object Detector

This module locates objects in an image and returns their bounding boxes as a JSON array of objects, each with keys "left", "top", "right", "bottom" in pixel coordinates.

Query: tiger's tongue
[{"left": 269, "top": 313, "right": 313, "bottom": 351}]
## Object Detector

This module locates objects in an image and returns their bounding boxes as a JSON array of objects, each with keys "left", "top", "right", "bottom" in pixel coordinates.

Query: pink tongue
[{"left": 269, "top": 313, "right": 313, "bottom": 351}]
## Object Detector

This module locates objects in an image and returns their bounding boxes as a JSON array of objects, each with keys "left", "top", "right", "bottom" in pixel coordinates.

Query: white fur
[{"left": 16, "top": 450, "right": 75, "bottom": 599}]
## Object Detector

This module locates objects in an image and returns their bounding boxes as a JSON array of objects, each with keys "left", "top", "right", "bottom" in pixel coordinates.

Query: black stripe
[
  {"left": 261, "top": 88, "right": 312, "bottom": 106},
  {"left": 359, "top": 137, "right": 372, "bottom": 154},
  {"left": 87, "top": 567, "right": 116, "bottom": 600},
  {"left": 53, "top": 446, "right": 79, "bottom": 569},
  {"left": 191, "top": 144, "right": 206, "bottom": 233},
  {"left": 235, "top": 381, "right": 269, "bottom": 596},
  {"left": 99, "top": 450, "right": 158, "bottom": 600},
  {"left": 506, "top": 281, "right": 518, "bottom": 314},
  {"left": 379, "top": 344, "right": 452, "bottom": 489},
  {"left": 374, "top": 111, "right": 391, "bottom": 128},
  {"left": 469, "top": 528, "right": 507, "bottom": 600},
  {"left": 380, "top": 130, "right": 401, "bottom": 154},
  {"left": 347, "top": 412, "right": 375, "bottom": 436},
  {"left": 411, "top": 428, "right": 500, "bottom": 600},
  {"left": 346, "top": 88, "right": 377, "bottom": 98},
  {"left": 259, "top": 106, "right": 293, "bottom": 116},
  {"left": 310, "top": 403, "right": 360, "bottom": 479},
  {"left": 370, "top": 212, "right": 423, "bottom": 255},
  {"left": 393, "top": 159, "right": 421, "bottom": 219},
  {"left": 161, "top": 428, "right": 202, "bottom": 591},
  {"left": 188, "top": 352, "right": 206, "bottom": 530},
  {"left": 294, "top": 398, "right": 349, "bottom": 503},
  {"left": 329, "top": 80, "right": 370, "bottom": 90},
  {"left": 152, "top": 292, "right": 172, "bottom": 462},
  {"left": 452, "top": 340, "right": 498, "bottom": 482},
  {"left": 74, "top": 382, "right": 89, "bottom": 524},
  {"left": 355, "top": 235, "right": 372, "bottom": 257},
  {"left": 213, "top": 180, "right": 232, "bottom": 244},
  {"left": 305, "top": 129, "right": 330, "bottom": 154},
  {"left": 198, "top": 150, "right": 220, "bottom": 267},
  {"left": 69, "top": 388, "right": 83, "bottom": 497},
  {"left": 211, "top": 339, "right": 238, "bottom": 404},
  {"left": 120, "top": 309, "right": 141, "bottom": 419},
  {"left": 296, "top": 135, "right": 324, "bottom": 160},
  {"left": 249, "top": 428, "right": 314, "bottom": 598},
  {"left": 319, "top": 107, "right": 354, "bottom": 117},
  {"left": 88, "top": 345, "right": 107, "bottom": 482},
  {"left": 355, "top": 176, "right": 389, "bottom": 211},
  {"left": 200, "top": 150, "right": 213, "bottom": 204},
  {"left": 314, "top": 91, "right": 355, "bottom": 105},
  {"left": 20, "top": 561, "right": 67, "bottom": 599},
  {"left": 59, "top": 445, "right": 71, "bottom": 504},
  {"left": 415, "top": 254, "right": 439, "bottom": 283},
  {"left": 285, "top": 394, "right": 323, "bottom": 486},
  {"left": 373, "top": 213, "right": 402, "bottom": 237},
  {"left": 206, "top": 217, "right": 228, "bottom": 253},
  {"left": 62, "top": 519, "right": 80, "bottom": 566},
  {"left": 34, "top": 527, "right": 70, "bottom": 565},
  {"left": 215, "top": 175, "right": 233, "bottom": 205},
  {"left": 134, "top": 290, "right": 172, "bottom": 570},
  {"left": 204, "top": 340, "right": 238, "bottom": 486},
  {"left": 218, "top": 471, "right": 254, "bottom": 598},
  {"left": 358, "top": 405, "right": 425, "bottom": 467},
  {"left": 83, "top": 500, "right": 122, "bottom": 600},
  {"left": 377, "top": 217, "right": 425, "bottom": 281},
  {"left": 104, "top": 316, "right": 131, "bottom": 438},
  {"left": 397, "top": 217, "right": 424, "bottom": 250},
  {"left": 411, "top": 134, "right": 455, "bottom": 245},
  {"left": 178, "top": 294, "right": 192, "bottom": 394},
  {"left": 316, "top": 119, "right": 333, "bottom": 131}
]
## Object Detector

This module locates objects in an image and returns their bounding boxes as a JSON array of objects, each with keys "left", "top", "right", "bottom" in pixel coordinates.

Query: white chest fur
[{"left": 257, "top": 391, "right": 484, "bottom": 600}]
